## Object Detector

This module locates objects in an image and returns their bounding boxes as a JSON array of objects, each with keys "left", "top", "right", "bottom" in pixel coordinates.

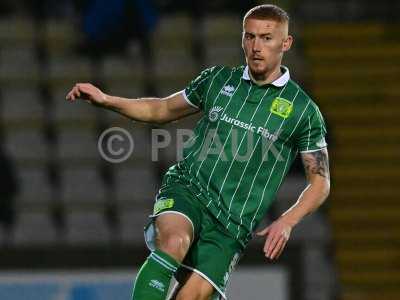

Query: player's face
[{"left": 242, "top": 18, "right": 292, "bottom": 79}]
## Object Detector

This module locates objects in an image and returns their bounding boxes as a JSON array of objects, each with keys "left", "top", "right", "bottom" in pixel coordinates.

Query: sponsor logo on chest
[{"left": 208, "top": 106, "right": 279, "bottom": 141}]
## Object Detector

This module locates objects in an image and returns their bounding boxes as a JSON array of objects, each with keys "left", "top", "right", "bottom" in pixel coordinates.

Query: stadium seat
[
  {"left": 14, "top": 211, "right": 57, "bottom": 245},
  {"left": 5, "top": 129, "right": 48, "bottom": 161},
  {"left": 303, "top": 246, "right": 337, "bottom": 300},
  {"left": 115, "top": 164, "right": 156, "bottom": 244},
  {"left": 0, "top": 45, "right": 36, "bottom": 65},
  {"left": 16, "top": 167, "right": 52, "bottom": 205},
  {"left": 130, "top": 126, "right": 159, "bottom": 161},
  {"left": 114, "top": 164, "right": 158, "bottom": 205},
  {"left": 0, "top": 46, "right": 38, "bottom": 85},
  {"left": 0, "top": 17, "right": 35, "bottom": 44},
  {"left": 66, "top": 211, "right": 109, "bottom": 245},
  {"left": 57, "top": 128, "right": 99, "bottom": 161},
  {"left": 154, "top": 49, "right": 195, "bottom": 81},
  {"left": 120, "top": 209, "right": 151, "bottom": 243},
  {"left": 102, "top": 55, "right": 140, "bottom": 82},
  {"left": 1, "top": 88, "right": 44, "bottom": 123},
  {"left": 304, "top": 22, "right": 400, "bottom": 299},
  {"left": 153, "top": 121, "right": 185, "bottom": 166},
  {"left": 206, "top": 46, "right": 241, "bottom": 68},
  {"left": 60, "top": 166, "right": 107, "bottom": 205},
  {"left": 204, "top": 16, "right": 242, "bottom": 66},
  {"left": 153, "top": 15, "right": 191, "bottom": 57},
  {"left": 48, "top": 56, "right": 92, "bottom": 84}
]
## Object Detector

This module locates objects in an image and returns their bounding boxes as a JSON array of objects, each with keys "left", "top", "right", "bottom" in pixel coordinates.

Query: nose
[{"left": 252, "top": 37, "right": 262, "bottom": 52}]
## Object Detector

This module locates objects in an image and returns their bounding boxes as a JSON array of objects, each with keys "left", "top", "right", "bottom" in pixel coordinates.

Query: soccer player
[{"left": 66, "top": 4, "right": 330, "bottom": 300}]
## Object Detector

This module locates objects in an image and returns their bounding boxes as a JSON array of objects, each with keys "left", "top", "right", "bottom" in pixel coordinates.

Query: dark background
[{"left": 0, "top": 1, "right": 399, "bottom": 299}]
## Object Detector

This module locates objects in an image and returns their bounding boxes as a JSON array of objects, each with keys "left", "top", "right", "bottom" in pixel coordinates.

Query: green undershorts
[{"left": 144, "top": 175, "right": 245, "bottom": 299}]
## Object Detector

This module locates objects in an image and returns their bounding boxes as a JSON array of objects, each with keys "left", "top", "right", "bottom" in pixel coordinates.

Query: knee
[
  {"left": 176, "top": 286, "right": 213, "bottom": 300},
  {"left": 156, "top": 232, "right": 191, "bottom": 261}
]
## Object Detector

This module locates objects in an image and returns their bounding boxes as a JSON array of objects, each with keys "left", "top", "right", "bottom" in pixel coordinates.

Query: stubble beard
[{"left": 249, "top": 63, "right": 270, "bottom": 81}]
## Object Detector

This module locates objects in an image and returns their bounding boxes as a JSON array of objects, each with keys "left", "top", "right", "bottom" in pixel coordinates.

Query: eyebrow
[{"left": 244, "top": 31, "right": 273, "bottom": 37}]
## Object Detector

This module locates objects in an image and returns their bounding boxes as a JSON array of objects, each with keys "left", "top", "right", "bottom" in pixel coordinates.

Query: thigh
[
  {"left": 154, "top": 213, "right": 193, "bottom": 261},
  {"left": 155, "top": 213, "right": 193, "bottom": 239},
  {"left": 179, "top": 217, "right": 244, "bottom": 300},
  {"left": 144, "top": 179, "right": 203, "bottom": 252}
]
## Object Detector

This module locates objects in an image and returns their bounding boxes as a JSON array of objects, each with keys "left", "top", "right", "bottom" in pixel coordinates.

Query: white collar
[{"left": 242, "top": 65, "right": 290, "bottom": 87}]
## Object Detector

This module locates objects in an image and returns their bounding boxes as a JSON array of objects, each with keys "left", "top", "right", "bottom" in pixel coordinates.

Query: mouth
[{"left": 251, "top": 57, "right": 264, "bottom": 62}]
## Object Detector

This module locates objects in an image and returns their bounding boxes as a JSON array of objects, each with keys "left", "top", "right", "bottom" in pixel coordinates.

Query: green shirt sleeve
[
  {"left": 183, "top": 67, "right": 217, "bottom": 110},
  {"left": 295, "top": 104, "right": 328, "bottom": 152}
]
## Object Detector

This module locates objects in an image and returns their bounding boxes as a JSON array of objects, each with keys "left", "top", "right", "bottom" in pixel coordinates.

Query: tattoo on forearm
[{"left": 302, "top": 150, "right": 330, "bottom": 179}]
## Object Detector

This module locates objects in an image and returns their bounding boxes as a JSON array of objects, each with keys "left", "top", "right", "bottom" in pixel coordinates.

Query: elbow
[
  {"left": 151, "top": 115, "right": 170, "bottom": 125},
  {"left": 310, "top": 177, "right": 330, "bottom": 205},
  {"left": 137, "top": 112, "right": 167, "bottom": 125},
  {"left": 321, "top": 179, "right": 330, "bottom": 203},
  {"left": 151, "top": 101, "right": 172, "bottom": 125}
]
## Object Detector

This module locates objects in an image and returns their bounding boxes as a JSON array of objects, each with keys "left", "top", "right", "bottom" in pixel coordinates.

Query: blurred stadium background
[{"left": 0, "top": 0, "right": 398, "bottom": 299}]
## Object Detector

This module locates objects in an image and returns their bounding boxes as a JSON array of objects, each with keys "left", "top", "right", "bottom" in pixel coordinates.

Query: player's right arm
[{"left": 66, "top": 83, "right": 199, "bottom": 124}]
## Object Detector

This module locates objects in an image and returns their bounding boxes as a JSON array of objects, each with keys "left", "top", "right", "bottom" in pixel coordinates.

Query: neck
[{"left": 249, "top": 65, "right": 282, "bottom": 86}]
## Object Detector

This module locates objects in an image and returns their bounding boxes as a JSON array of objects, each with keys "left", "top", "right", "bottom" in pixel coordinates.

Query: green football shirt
[{"left": 165, "top": 65, "right": 327, "bottom": 245}]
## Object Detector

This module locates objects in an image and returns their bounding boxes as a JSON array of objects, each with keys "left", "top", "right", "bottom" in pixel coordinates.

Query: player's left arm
[{"left": 257, "top": 148, "right": 330, "bottom": 260}]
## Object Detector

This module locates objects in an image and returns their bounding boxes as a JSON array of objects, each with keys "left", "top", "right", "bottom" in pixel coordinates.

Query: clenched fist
[{"left": 66, "top": 83, "right": 108, "bottom": 106}]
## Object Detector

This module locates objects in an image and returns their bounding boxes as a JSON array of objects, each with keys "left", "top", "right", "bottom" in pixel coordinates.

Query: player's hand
[
  {"left": 256, "top": 218, "right": 292, "bottom": 260},
  {"left": 66, "top": 83, "right": 107, "bottom": 106}
]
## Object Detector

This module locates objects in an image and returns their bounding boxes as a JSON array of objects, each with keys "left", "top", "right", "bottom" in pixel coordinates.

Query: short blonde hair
[{"left": 243, "top": 4, "right": 289, "bottom": 26}]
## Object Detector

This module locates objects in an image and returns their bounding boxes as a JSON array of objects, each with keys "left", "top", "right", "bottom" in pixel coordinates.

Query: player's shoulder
[
  {"left": 287, "top": 79, "right": 320, "bottom": 111},
  {"left": 223, "top": 65, "right": 246, "bottom": 77},
  {"left": 200, "top": 65, "right": 244, "bottom": 79}
]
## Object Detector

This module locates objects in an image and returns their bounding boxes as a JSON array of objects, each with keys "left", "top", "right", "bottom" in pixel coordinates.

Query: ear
[
  {"left": 241, "top": 31, "right": 246, "bottom": 49},
  {"left": 241, "top": 33, "right": 247, "bottom": 55},
  {"left": 282, "top": 35, "right": 293, "bottom": 52}
]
